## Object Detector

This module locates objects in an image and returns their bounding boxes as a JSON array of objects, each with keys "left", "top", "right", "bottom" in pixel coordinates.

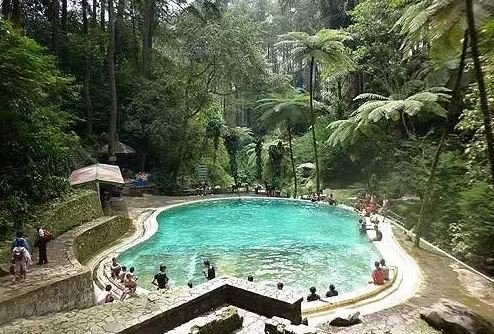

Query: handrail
[{"left": 385, "top": 210, "right": 494, "bottom": 284}]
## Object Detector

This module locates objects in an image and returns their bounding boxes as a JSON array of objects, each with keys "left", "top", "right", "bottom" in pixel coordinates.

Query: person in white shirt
[{"left": 97, "top": 284, "right": 115, "bottom": 305}]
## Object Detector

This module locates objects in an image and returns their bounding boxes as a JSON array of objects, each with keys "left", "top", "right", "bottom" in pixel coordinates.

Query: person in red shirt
[{"left": 370, "top": 261, "right": 385, "bottom": 285}]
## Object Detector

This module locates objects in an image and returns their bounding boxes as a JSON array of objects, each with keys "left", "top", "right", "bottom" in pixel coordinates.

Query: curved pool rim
[{"left": 95, "top": 196, "right": 419, "bottom": 317}]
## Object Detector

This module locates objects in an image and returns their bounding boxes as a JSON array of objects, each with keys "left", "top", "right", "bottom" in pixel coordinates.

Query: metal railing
[{"left": 383, "top": 208, "right": 494, "bottom": 284}]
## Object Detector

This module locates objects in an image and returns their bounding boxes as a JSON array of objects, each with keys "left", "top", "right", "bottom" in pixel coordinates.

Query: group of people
[
  {"left": 369, "top": 259, "right": 390, "bottom": 285},
  {"left": 306, "top": 284, "right": 339, "bottom": 302},
  {"left": 109, "top": 257, "right": 139, "bottom": 301},
  {"left": 9, "top": 228, "right": 52, "bottom": 283},
  {"left": 104, "top": 258, "right": 216, "bottom": 303}
]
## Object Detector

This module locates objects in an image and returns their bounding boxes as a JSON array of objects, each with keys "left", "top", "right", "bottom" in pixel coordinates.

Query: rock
[
  {"left": 264, "top": 318, "right": 317, "bottom": 334},
  {"left": 420, "top": 298, "right": 494, "bottom": 334},
  {"left": 327, "top": 311, "right": 361, "bottom": 327},
  {"left": 189, "top": 307, "right": 243, "bottom": 334}
]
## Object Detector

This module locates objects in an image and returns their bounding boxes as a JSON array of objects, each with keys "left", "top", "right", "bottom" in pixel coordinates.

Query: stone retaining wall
[
  {"left": 0, "top": 269, "right": 94, "bottom": 325},
  {"left": 36, "top": 189, "right": 103, "bottom": 238},
  {"left": 73, "top": 216, "right": 133, "bottom": 264}
]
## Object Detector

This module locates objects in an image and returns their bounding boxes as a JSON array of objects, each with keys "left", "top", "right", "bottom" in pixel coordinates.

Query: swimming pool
[{"left": 118, "top": 198, "right": 381, "bottom": 295}]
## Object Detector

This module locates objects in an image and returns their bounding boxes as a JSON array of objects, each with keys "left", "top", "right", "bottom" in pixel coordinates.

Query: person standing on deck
[{"left": 35, "top": 227, "right": 49, "bottom": 265}]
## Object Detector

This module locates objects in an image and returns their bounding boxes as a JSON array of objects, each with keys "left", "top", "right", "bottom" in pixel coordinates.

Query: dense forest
[{"left": 1, "top": 0, "right": 493, "bottom": 273}]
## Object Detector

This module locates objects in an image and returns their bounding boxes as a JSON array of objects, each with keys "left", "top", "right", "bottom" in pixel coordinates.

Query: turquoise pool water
[{"left": 118, "top": 198, "right": 380, "bottom": 295}]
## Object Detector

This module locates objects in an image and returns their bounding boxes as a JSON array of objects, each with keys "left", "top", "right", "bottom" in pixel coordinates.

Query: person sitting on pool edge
[
  {"left": 369, "top": 261, "right": 385, "bottom": 285},
  {"left": 325, "top": 284, "right": 338, "bottom": 297},
  {"left": 110, "top": 257, "right": 121, "bottom": 279},
  {"left": 307, "top": 286, "right": 320, "bottom": 302},
  {"left": 151, "top": 264, "right": 169, "bottom": 290},
  {"left": 369, "top": 224, "right": 383, "bottom": 242},
  {"left": 380, "top": 258, "right": 390, "bottom": 280},
  {"left": 203, "top": 260, "right": 216, "bottom": 280}
]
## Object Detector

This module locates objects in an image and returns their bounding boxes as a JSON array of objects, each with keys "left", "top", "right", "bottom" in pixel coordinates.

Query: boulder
[
  {"left": 189, "top": 307, "right": 243, "bottom": 334},
  {"left": 420, "top": 298, "right": 494, "bottom": 334},
  {"left": 328, "top": 311, "right": 361, "bottom": 327}
]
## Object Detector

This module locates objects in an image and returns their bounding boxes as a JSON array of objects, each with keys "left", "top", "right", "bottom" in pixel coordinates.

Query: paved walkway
[{"left": 0, "top": 223, "right": 84, "bottom": 304}]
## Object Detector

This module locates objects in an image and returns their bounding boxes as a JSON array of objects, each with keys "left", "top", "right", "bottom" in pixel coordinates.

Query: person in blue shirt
[{"left": 11, "top": 231, "right": 29, "bottom": 251}]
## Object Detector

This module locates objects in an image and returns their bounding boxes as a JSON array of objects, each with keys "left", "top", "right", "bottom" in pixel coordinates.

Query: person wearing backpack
[
  {"left": 11, "top": 231, "right": 30, "bottom": 251},
  {"left": 35, "top": 226, "right": 52, "bottom": 265},
  {"left": 11, "top": 246, "right": 31, "bottom": 282}
]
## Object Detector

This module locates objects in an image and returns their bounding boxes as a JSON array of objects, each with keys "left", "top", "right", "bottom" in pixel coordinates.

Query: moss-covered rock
[{"left": 189, "top": 307, "right": 243, "bottom": 334}]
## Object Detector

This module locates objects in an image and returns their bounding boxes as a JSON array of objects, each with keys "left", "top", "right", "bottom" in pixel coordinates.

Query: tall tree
[
  {"left": 61, "top": 0, "right": 67, "bottom": 32},
  {"left": 91, "top": 0, "right": 97, "bottom": 26},
  {"left": 142, "top": 0, "right": 155, "bottom": 78},
  {"left": 107, "top": 0, "right": 118, "bottom": 161},
  {"left": 50, "top": 0, "right": 60, "bottom": 52},
  {"left": 256, "top": 93, "right": 311, "bottom": 198},
  {"left": 277, "top": 29, "right": 351, "bottom": 193},
  {"left": 396, "top": 0, "right": 494, "bottom": 186},
  {"left": 100, "top": 0, "right": 105, "bottom": 29},
  {"left": 465, "top": 0, "right": 494, "bottom": 187},
  {"left": 10, "top": 0, "right": 20, "bottom": 28},
  {"left": 82, "top": 0, "right": 93, "bottom": 136}
]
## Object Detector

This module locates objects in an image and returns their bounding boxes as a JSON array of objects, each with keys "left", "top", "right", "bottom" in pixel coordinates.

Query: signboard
[{"left": 197, "top": 166, "right": 208, "bottom": 182}]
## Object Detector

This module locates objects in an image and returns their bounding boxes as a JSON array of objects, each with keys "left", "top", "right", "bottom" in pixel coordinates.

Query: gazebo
[{"left": 68, "top": 163, "right": 125, "bottom": 207}]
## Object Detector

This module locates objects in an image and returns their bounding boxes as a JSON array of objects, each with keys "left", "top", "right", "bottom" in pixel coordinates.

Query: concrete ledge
[
  {"left": 302, "top": 268, "right": 399, "bottom": 316},
  {"left": 120, "top": 277, "right": 303, "bottom": 334},
  {"left": 0, "top": 269, "right": 94, "bottom": 325}
]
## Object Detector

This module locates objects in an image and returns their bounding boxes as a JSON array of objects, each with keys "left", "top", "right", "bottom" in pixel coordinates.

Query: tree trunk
[
  {"left": 465, "top": 0, "right": 494, "bottom": 187},
  {"left": 116, "top": 0, "right": 125, "bottom": 48},
  {"left": 107, "top": 0, "right": 118, "bottom": 162},
  {"left": 2, "top": 0, "right": 11, "bottom": 19},
  {"left": 91, "top": 0, "right": 97, "bottom": 26},
  {"left": 287, "top": 123, "right": 297, "bottom": 198},
  {"left": 61, "top": 0, "right": 67, "bottom": 32},
  {"left": 141, "top": 0, "right": 154, "bottom": 78},
  {"left": 100, "top": 0, "right": 105, "bottom": 29},
  {"left": 50, "top": 0, "right": 60, "bottom": 52},
  {"left": 139, "top": 150, "right": 146, "bottom": 172},
  {"left": 83, "top": 0, "right": 93, "bottom": 136},
  {"left": 84, "top": 60, "right": 93, "bottom": 137},
  {"left": 309, "top": 56, "right": 321, "bottom": 193},
  {"left": 82, "top": 0, "right": 88, "bottom": 34},
  {"left": 414, "top": 30, "right": 470, "bottom": 247},
  {"left": 11, "top": 0, "right": 20, "bottom": 28}
]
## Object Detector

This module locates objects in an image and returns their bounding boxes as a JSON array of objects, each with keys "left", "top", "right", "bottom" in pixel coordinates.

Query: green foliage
[
  {"left": 327, "top": 86, "right": 450, "bottom": 146},
  {"left": 0, "top": 19, "right": 81, "bottom": 234}
]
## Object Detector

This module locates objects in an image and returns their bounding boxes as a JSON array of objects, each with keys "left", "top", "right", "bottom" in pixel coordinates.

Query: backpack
[
  {"left": 12, "top": 247, "right": 24, "bottom": 262},
  {"left": 42, "top": 229, "right": 53, "bottom": 241}
]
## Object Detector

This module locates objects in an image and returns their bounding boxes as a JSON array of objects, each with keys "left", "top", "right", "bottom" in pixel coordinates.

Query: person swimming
[
  {"left": 307, "top": 286, "right": 320, "bottom": 302},
  {"left": 325, "top": 284, "right": 338, "bottom": 297}
]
